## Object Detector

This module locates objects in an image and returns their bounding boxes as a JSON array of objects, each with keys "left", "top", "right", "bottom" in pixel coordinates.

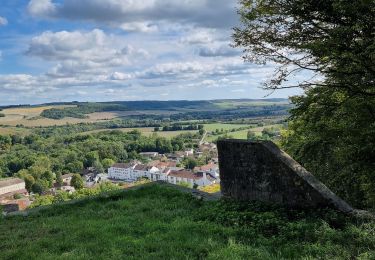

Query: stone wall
[{"left": 217, "top": 140, "right": 353, "bottom": 213}]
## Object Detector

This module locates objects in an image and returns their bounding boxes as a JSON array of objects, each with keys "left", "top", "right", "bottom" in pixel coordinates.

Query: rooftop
[{"left": 0, "top": 178, "right": 25, "bottom": 188}]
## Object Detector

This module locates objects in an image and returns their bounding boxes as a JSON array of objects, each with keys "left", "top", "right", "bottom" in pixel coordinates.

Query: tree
[
  {"left": 55, "top": 172, "right": 63, "bottom": 187},
  {"left": 32, "top": 179, "right": 49, "bottom": 194},
  {"left": 71, "top": 174, "right": 84, "bottom": 190},
  {"left": 102, "top": 158, "right": 115, "bottom": 171},
  {"left": 85, "top": 151, "right": 99, "bottom": 167},
  {"left": 233, "top": 0, "right": 374, "bottom": 97},
  {"left": 247, "top": 131, "right": 256, "bottom": 140},
  {"left": 234, "top": 0, "right": 375, "bottom": 208},
  {"left": 93, "top": 160, "right": 104, "bottom": 173},
  {"left": 184, "top": 158, "right": 197, "bottom": 170},
  {"left": 41, "top": 170, "right": 54, "bottom": 188},
  {"left": 24, "top": 174, "right": 35, "bottom": 192}
]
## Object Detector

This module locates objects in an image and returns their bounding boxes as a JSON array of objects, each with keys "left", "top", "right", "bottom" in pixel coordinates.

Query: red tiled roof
[
  {"left": 194, "top": 163, "right": 217, "bottom": 172},
  {"left": 134, "top": 164, "right": 150, "bottom": 171},
  {"left": 168, "top": 170, "right": 201, "bottom": 180},
  {"left": 111, "top": 163, "right": 135, "bottom": 169}
]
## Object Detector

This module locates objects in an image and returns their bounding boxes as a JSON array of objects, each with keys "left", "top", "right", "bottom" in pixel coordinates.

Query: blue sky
[{"left": 0, "top": 0, "right": 300, "bottom": 105}]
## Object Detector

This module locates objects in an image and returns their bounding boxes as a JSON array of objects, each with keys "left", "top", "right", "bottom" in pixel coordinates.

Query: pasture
[{"left": 80, "top": 127, "right": 198, "bottom": 139}]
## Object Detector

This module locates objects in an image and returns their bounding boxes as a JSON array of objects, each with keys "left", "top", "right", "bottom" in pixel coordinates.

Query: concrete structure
[
  {"left": 61, "top": 174, "right": 74, "bottom": 186},
  {"left": 217, "top": 140, "right": 353, "bottom": 213},
  {"left": 0, "top": 178, "right": 27, "bottom": 198}
]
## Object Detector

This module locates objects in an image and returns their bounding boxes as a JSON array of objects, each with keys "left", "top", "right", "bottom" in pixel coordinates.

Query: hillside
[{"left": 1, "top": 183, "right": 374, "bottom": 259}]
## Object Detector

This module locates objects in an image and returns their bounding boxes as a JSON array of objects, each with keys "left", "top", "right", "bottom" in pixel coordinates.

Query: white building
[
  {"left": 167, "top": 170, "right": 216, "bottom": 187},
  {"left": 0, "top": 178, "right": 27, "bottom": 198},
  {"left": 108, "top": 161, "right": 217, "bottom": 187},
  {"left": 194, "top": 163, "right": 220, "bottom": 178},
  {"left": 108, "top": 162, "right": 138, "bottom": 181},
  {"left": 139, "top": 152, "right": 159, "bottom": 159}
]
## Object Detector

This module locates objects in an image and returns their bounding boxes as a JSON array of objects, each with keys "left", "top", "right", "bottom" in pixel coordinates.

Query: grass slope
[{"left": 1, "top": 184, "right": 374, "bottom": 259}]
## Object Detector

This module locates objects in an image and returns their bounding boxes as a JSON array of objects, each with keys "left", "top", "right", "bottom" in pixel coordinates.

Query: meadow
[
  {"left": 1, "top": 184, "right": 374, "bottom": 259},
  {"left": 80, "top": 127, "right": 198, "bottom": 139}
]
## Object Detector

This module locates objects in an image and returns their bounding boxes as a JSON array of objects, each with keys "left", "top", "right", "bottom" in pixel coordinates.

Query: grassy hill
[{"left": 1, "top": 183, "right": 374, "bottom": 259}]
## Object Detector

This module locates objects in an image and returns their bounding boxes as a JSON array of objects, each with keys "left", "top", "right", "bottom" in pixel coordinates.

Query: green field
[
  {"left": 203, "top": 123, "right": 252, "bottom": 132},
  {"left": 205, "top": 124, "right": 283, "bottom": 142},
  {"left": 1, "top": 184, "right": 374, "bottom": 259},
  {"left": 81, "top": 127, "right": 197, "bottom": 138}
]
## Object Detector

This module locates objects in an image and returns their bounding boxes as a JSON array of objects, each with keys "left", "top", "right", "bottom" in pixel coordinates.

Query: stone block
[{"left": 217, "top": 139, "right": 353, "bottom": 213}]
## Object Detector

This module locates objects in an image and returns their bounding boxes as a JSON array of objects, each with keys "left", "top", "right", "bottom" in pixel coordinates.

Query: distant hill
[{"left": 36, "top": 99, "right": 291, "bottom": 120}]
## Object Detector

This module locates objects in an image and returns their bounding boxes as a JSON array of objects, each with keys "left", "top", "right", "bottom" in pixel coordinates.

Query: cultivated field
[
  {"left": 205, "top": 124, "right": 283, "bottom": 142},
  {"left": 80, "top": 127, "right": 198, "bottom": 138},
  {"left": 0, "top": 106, "right": 119, "bottom": 127}
]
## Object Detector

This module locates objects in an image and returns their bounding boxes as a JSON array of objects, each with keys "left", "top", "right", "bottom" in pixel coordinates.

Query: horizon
[
  {"left": 0, "top": 0, "right": 301, "bottom": 106},
  {"left": 0, "top": 97, "right": 290, "bottom": 107}
]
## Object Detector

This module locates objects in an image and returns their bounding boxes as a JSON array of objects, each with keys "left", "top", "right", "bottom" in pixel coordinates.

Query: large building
[
  {"left": 0, "top": 178, "right": 27, "bottom": 198},
  {"left": 108, "top": 161, "right": 217, "bottom": 187},
  {"left": 108, "top": 162, "right": 138, "bottom": 181},
  {"left": 167, "top": 170, "right": 216, "bottom": 187}
]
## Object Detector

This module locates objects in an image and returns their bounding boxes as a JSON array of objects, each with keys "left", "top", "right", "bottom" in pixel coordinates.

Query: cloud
[
  {"left": 27, "top": 0, "right": 238, "bottom": 31},
  {"left": 0, "top": 16, "right": 8, "bottom": 26},
  {"left": 198, "top": 44, "right": 240, "bottom": 57},
  {"left": 28, "top": 0, "right": 56, "bottom": 18},
  {"left": 119, "top": 22, "right": 158, "bottom": 33},
  {"left": 109, "top": 72, "right": 132, "bottom": 80},
  {"left": 26, "top": 29, "right": 148, "bottom": 77}
]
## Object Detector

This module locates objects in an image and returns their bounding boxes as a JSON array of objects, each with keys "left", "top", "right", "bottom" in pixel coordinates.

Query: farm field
[
  {"left": 203, "top": 123, "right": 253, "bottom": 132},
  {"left": 0, "top": 127, "right": 31, "bottom": 136},
  {"left": 80, "top": 127, "right": 197, "bottom": 138},
  {"left": 205, "top": 124, "right": 283, "bottom": 142}
]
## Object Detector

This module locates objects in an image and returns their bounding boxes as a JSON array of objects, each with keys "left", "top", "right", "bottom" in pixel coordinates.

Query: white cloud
[
  {"left": 109, "top": 72, "right": 132, "bottom": 80},
  {"left": 198, "top": 44, "right": 240, "bottom": 57},
  {"left": 28, "top": 0, "right": 56, "bottom": 18},
  {"left": 27, "top": 0, "right": 238, "bottom": 30},
  {"left": 0, "top": 16, "right": 8, "bottom": 26},
  {"left": 26, "top": 29, "right": 147, "bottom": 78},
  {"left": 120, "top": 22, "right": 158, "bottom": 33}
]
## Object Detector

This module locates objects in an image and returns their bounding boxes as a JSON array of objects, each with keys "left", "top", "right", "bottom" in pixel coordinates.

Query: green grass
[
  {"left": 1, "top": 184, "right": 374, "bottom": 259},
  {"left": 80, "top": 127, "right": 197, "bottom": 139},
  {"left": 205, "top": 124, "right": 283, "bottom": 142},
  {"left": 203, "top": 123, "right": 251, "bottom": 132}
]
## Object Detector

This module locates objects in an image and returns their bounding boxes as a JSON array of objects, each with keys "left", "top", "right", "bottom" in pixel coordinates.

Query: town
[{"left": 0, "top": 142, "right": 219, "bottom": 213}]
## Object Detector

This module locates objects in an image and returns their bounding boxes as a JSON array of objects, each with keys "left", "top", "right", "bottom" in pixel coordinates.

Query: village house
[
  {"left": 139, "top": 152, "right": 159, "bottom": 159},
  {"left": 108, "top": 160, "right": 217, "bottom": 187},
  {"left": 133, "top": 164, "right": 160, "bottom": 180},
  {"left": 0, "top": 178, "right": 27, "bottom": 198},
  {"left": 194, "top": 163, "right": 220, "bottom": 178},
  {"left": 167, "top": 169, "right": 216, "bottom": 187}
]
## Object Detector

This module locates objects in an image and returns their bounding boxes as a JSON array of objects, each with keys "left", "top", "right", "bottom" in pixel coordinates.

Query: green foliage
[
  {"left": 182, "top": 157, "right": 198, "bottom": 170},
  {"left": 1, "top": 184, "right": 374, "bottom": 259},
  {"left": 282, "top": 88, "right": 375, "bottom": 208},
  {"left": 0, "top": 113, "right": 5, "bottom": 117},
  {"left": 235, "top": 0, "right": 375, "bottom": 209},
  {"left": 31, "top": 179, "right": 50, "bottom": 194},
  {"left": 71, "top": 174, "right": 84, "bottom": 190},
  {"left": 30, "top": 182, "right": 120, "bottom": 208},
  {"left": 55, "top": 172, "right": 63, "bottom": 187},
  {"left": 101, "top": 158, "right": 115, "bottom": 171}
]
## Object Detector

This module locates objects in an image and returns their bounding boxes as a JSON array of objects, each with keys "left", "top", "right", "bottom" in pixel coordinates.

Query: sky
[{"left": 0, "top": 0, "right": 300, "bottom": 105}]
